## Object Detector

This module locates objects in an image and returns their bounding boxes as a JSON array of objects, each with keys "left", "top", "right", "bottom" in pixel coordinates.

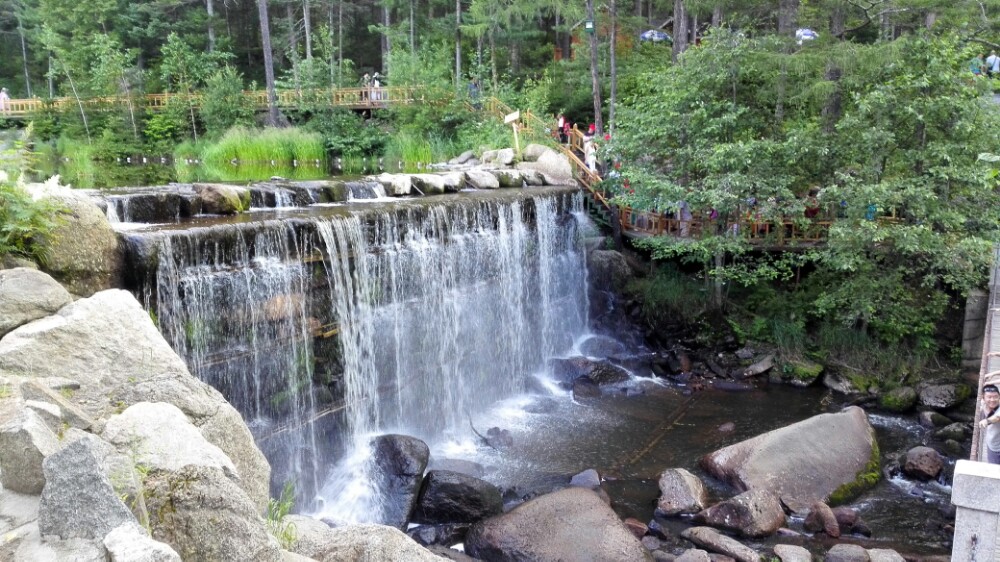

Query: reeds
[{"left": 201, "top": 127, "right": 326, "bottom": 167}]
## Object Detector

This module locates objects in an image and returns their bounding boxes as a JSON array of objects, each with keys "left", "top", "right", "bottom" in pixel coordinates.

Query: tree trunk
[
  {"left": 510, "top": 41, "right": 520, "bottom": 75},
  {"left": 338, "top": 0, "right": 344, "bottom": 84},
  {"left": 47, "top": 54, "right": 54, "bottom": 97},
  {"left": 206, "top": 0, "right": 216, "bottom": 51},
  {"left": 830, "top": 4, "right": 845, "bottom": 38},
  {"left": 712, "top": 4, "right": 722, "bottom": 27},
  {"left": 924, "top": 11, "right": 936, "bottom": 29},
  {"left": 328, "top": 5, "right": 335, "bottom": 85},
  {"left": 382, "top": 4, "right": 391, "bottom": 71},
  {"left": 287, "top": 5, "right": 300, "bottom": 90},
  {"left": 586, "top": 0, "right": 603, "bottom": 135},
  {"left": 672, "top": 0, "right": 688, "bottom": 61},
  {"left": 821, "top": 65, "right": 842, "bottom": 133},
  {"left": 304, "top": 0, "right": 312, "bottom": 59},
  {"left": 257, "top": 0, "right": 279, "bottom": 126},
  {"left": 455, "top": 0, "right": 461, "bottom": 87},
  {"left": 16, "top": 14, "right": 31, "bottom": 97},
  {"left": 489, "top": 28, "right": 498, "bottom": 89},
  {"left": 777, "top": 0, "right": 798, "bottom": 36},
  {"left": 609, "top": 0, "right": 617, "bottom": 134},
  {"left": 635, "top": 0, "right": 640, "bottom": 18}
]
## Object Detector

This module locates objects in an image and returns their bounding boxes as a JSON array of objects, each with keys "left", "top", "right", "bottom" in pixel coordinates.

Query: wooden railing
[{"left": 0, "top": 87, "right": 427, "bottom": 117}]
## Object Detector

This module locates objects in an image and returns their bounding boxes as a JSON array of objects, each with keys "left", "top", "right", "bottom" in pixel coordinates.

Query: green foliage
[
  {"left": 0, "top": 180, "right": 60, "bottom": 266},
  {"left": 626, "top": 264, "right": 708, "bottom": 325},
  {"left": 828, "top": 439, "right": 881, "bottom": 505},
  {"left": 201, "top": 126, "right": 325, "bottom": 166},
  {"left": 200, "top": 67, "right": 256, "bottom": 137},
  {"left": 266, "top": 481, "right": 297, "bottom": 550}
]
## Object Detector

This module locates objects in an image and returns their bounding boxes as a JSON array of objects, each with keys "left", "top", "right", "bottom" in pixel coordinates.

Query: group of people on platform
[
  {"left": 359, "top": 72, "right": 385, "bottom": 102},
  {"left": 970, "top": 50, "right": 1000, "bottom": 77},
  {"left": 555, "top": 114, "right": 609, "bottom": 174}
]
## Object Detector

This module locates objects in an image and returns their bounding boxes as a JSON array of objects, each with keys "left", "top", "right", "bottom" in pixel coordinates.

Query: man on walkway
[
  {"left": 987, "top": 51, "right": 1000, "bottom": 78},
  {"left": 0, "top": 88, "right": 10, "bottom": 113},
  {"left": 978, "top": 384, "right": 1000, "bottom": 464}
]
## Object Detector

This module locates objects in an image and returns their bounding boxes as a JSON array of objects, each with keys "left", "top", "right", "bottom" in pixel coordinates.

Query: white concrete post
[{"left": 952, "top": 460, "right": 1000, "bottom": 560}]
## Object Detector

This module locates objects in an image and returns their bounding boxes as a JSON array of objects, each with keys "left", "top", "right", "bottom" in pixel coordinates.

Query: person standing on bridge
[
  {"left": 360, "top": 73, "right": 371, "bottom": 102},
  {"left": 978, "top": 384, "right": 1000, "bottom": 464},
  {"left": 0, "top": 88, "right": 10, "bottom": 113}
]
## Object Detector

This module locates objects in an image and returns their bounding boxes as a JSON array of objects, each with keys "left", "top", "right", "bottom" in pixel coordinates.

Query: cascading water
[{"left": 131, "top": 189, "right": 589, "bottom": 519}]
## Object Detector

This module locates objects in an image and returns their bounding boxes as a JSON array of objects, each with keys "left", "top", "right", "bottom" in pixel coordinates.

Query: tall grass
[
  {"left": 382, "top": 131, "right": 458, "bottom": 172},
  {"left": 201, "top": 127, "right": 325, "bottom": 166},
  {"left": 815, "top": 323, "right": 931, "bottom": 388},
  {"left": 627, "top": 265, "right": 708, "bottom": 325}
]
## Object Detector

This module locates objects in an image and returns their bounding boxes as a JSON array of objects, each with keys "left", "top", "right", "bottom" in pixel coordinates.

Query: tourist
[
  {"left": 979, "top": 384, "right": 1000, "bottom": 464},
  {"left": 360, "top": 73, "right": 371, "bottom": 102},
  {"left": 468, "top": 79, "right": 481, "bottom": 109},
  {"left": 0, "top": 88, "right": 9, "bottom": 113},
  {"left": 970, "top": 53, "right": 985, "bottom": 77},
  {"left": 556, "top": 114, "right": 566, "bottom": 143},
  {"left": 584, "top": 136, "right": 597, "bottom": 172},
  {"left": 372, "top": 72, "right": 382, "bottom": 101},
  {"left": 988, "top": 51, "right": 1000, "bottom": 78}
]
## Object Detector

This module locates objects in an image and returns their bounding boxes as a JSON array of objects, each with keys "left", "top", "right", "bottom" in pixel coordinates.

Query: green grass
[
  {"left": 200, "top": 126, "right": 326, "bottom": 167},
  {"left": 382, "top": 131, "right": 459, "bottom": 173}
]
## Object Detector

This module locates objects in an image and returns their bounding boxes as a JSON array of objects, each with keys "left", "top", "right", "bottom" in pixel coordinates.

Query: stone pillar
[
  {"left": 962, "top": 289, "right": 990, "bottom": 374},
  {"left": 951, "top": 460, "right": 1000, "bottom": 560}
]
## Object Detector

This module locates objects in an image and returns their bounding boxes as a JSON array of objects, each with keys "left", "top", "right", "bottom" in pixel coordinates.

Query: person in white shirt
[{"left": 987, "top": 50, "right": 1000, "bottom": 78}]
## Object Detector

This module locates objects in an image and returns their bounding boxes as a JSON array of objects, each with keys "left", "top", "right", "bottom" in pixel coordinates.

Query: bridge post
[{"left": 951, "top": 460, "right": 1000, "bottom": 560}]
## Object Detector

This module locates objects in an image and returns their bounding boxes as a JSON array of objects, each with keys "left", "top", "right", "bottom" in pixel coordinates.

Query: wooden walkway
[{"left": 0, "top": 87, "right": 425, "bottom": 118}]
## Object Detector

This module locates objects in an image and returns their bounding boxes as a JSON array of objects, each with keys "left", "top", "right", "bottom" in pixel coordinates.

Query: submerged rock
[
  {"left": 371, "top": 434, "right": 430, "bottom": 529},
  {"left": 413, "top": 470, "right": 503, "bottom": 524}
]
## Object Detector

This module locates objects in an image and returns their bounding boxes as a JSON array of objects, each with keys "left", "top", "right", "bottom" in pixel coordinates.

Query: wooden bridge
[
  {"left": 483, "top": 97, "right": 838, "bottom": 248},
  {"left": 0, "top": 87, "right": 425, "bottom": 118}
]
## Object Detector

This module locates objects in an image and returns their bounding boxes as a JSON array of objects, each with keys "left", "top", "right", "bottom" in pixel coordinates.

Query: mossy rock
[
  {"left": 829, "top": 439, "right": 881, "bottom": 505},
  {"left": 782, "top": 359, "right": 824, "bottom": 388},
  {"left": 877, "top": 386, "right": 917, "bottom": 413}
]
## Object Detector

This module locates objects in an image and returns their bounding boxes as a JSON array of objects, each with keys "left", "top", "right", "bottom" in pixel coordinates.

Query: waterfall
[{"left": 135, "top": 189, "right": 589, "bottom": 514}]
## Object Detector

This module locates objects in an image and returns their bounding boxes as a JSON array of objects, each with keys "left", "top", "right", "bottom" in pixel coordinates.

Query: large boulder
[
  {"left": 680, "top": 527, "right": 761, "bottom": 562},
  {"left": 494, "top": 169, "right": 525, "bottom": 188},
  {"left": 375, "top": 173, "right": 413, "bottom": 196},
  {"left": 0, "top": 289, "right": 271, "bottom": 509},
  {"left": 918, "top": 383, "right": 970, "bottom": 410},
  {"left": 699, "top": 407, "right": 879, "bottom": 513},
  {"left": 877, "top": 387, "right": 917, "bottom": 413},
  {"left": 371, "top": 434, "right": 431, "bottom": 529},
  {"left": 411, "top": 174, "right": 446, "bottom": 195},
  {"left": 289, "top": 521, "right": 443, "bottom": 562},
  {"left": 143, "top": 464, "right": 281, "bottom": 562},
  {"left": 824, "top": 543, "right": 869, "bottom": 562},
  {"left": 902, "top": 446, "right": 944, "bottom": 480},
  {"left": 657, "top": 468, "right": 708, "bottom": 516},
  {"left": 193, "top": 183, "right": 250, "bottom": 215},
  {"left": 414, "top": 470, "right": 503, "bottom": 524},
  {"left": 803, "top": 501, "right": 840, "bottom": 537},
  {"left": 695, "top": 488, "right": 785, "bottom": 538},
  {"left": 439, "top": 172, "right": 465, "bottom": 193},
  {"left": 0, "top": 406, "right": 60, "bottom": 494},
  {"left": 0, "top": 268, "right": 72, "bottom": 338},
  {"left": 773, "top": 544, "right": 812, "bottom": 562},
  {"left": 27, "top": 185, "right": 122, "bottom": 297},
  {"left": 587, "top": 250, "right": 632, "bottom": 293},
  {"left": 519, "top": 150, "right": 573, "bottom": 181},
  {"left": 38, "top": 437, "right": 136, "bottom": 539},
  {"left": 465, "top": 487, "right": 651, "bottom": 561},
  {"left": 522, "top": 144, "right": 550, "bottom": 162}
]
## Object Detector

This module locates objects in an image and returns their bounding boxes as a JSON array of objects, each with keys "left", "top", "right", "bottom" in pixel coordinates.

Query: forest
[{"left": 1, "top": 0, "right": 1000, "bottom": 389}]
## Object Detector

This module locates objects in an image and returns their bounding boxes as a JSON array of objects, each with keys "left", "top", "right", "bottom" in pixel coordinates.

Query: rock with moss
[
  {"left": 193, "top": 183, "right": 251, "bottom": 215},
  {"left": 918, "top": 383, "right": 971, "bottom": 410},
  {"left": 782, "top": 359, "right": 824, "bottom": 388},
  {"left": 877, "top": 387, "right": 917, "bottom": 413}
]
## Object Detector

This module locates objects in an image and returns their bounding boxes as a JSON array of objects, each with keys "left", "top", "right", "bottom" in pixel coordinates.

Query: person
[
  {"left": 562, "top": 120, "right": 571, "bottom": 144},
  {"left": 0, "top": 88, "right": 9, "bottom": 113},
  {"left": 584, "top": 136, "right": 597, "bottom": 172},
  {"left": 360, "top": 73, "right": 371, "bottom": 101},
  {"left": 970, "top": 53, "right": 985, "bottom": 77},
  {"left": 988, "top": 51, "right": 1000, "bottom": 78},
  {"left": 979, "top": 384, "right": 1000, "bottom": 464},
  {"left": 585, "top": 123, "right": 596, "bottom": 140},
  {"left": 468, "top": 79, "right": 481, "bottom": 109},
  {"left": 804, "top": 188, "right": 820, "bottom": 218},
  {"left": 556, "top": 114, "right": 566, "bottom": 143},
  {"left": 372, "top": 72, "right": 382, "bottom": 101}
]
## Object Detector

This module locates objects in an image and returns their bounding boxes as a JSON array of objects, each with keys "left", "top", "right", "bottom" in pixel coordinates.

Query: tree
[{"left": 257, "top": 0, "right": 279, "bottom": 125}]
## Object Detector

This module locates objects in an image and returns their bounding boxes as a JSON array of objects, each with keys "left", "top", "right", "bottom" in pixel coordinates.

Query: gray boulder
[
  {"left": 918, "top": 383, "right": 971, "bottom": 410},
  {"left": 877, "top": 387, "right": 917, "bottom": 413},
  {"left": 803, "top": 501, "right": 840, "bottom": 537},
  {"left": 700, "top": 406, "right": 878, "bottom": 513},
  {"left": 514, "top": 167, "right": 545, "bottom": 186},
  {"left": 570, "top": 468, "right": 601, "bottom": 488},
  {"left": 454, "top": 150, "right": 476, "bottom": 164},
  {"left": 411, "top": 174, "right": 446, "bottom": 195},
  {"left": 866, "top": 549, "right": 905, "bottom": 562},
  {"left": 657, "top": 468, "right": 708, "bottom": 516},
  {"left": 519, "top": 150, "right": 573, "bottom": 181},
  {"left": 103, "top": 522, "right": 181, "bottom": 562},
  {"left": 19, "top": 379, "right": 95, "bottom": 431},
  {"left": 440, "top": 173, "right": 465, "bottom": 193},
  {"left": 676, "top": 549, "right": 712, "bottom": 562},
  {"left": 587, "top": 250, "right": 632, "bottom": 293},
  {"left": 579, "top": 335, "right": 626, "bottom": 358},
  {"left": 193, "top": 183, "right": 250, "bottom": 215},
  {"left": 371, "top": 434, "right": 430, "bottom": 529},
  {"left": 1, "top": 521, "right": 107, "bottom": 562},
  {"left": 773, "top": 544, "right": 812, "bottom": 562},
  {"left": 482, "top": 148, "right": 515, "bottom": 166},
  {"left": 414, "top": 470, "right": 503, "bottom": 524},
  {"left": 680, "top": 527, "right": 760, "bottom": 562},
  {"left": 290, "top": 522, "right": 443, "bottom": 562},
  {"left": 0, "top": 406, "right": 60, "bottom": 494},
  {"left": 522, "top": 144, "right": 550, "bottom": 162},
  {"left": 28, "top": 186, "right": 122, "bottom": 297},
  {"left": 824, "top": 543, "right": 869, "bottom": 562},
  {"left": 494, "top": 169, "right": 525, "bottom": 188},
  {"left": 0, "top": 289, "right": 271, "bottom": 509},
  {"left": 464, "top": 170, "right": 500, "bottom": 190},
  {"left": 0, "top": 268, "right": 72, "bottom": 338},
  {"left": 695, "top": 488, "right": 785, "bottom": 538},
  {"left": 143, "top": 464, "right": 281, "bottom": 562},
  {"left": 465, "top": 487, "right": 651, "bottom": 562},
  {"left": 39, "top": 437, "right": 136, "bottom": 539}
]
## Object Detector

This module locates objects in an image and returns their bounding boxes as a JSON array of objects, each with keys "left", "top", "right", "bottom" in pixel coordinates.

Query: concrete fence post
[{"left": 952, "top": 460, "right": 1000, "bottom": 560}]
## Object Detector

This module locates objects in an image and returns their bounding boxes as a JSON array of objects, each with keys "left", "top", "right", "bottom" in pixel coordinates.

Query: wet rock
[
  {"left": 485, "top": 427, "right": 513, "bottom": 449},
  {"left": 406, "top": 523, "right": 469, "bottom": 546},
  {"left": 642, "top": 536, "right": 663, "bottom": 550},
  {"left": 700, "top": 406, "right": 878, "bottom": 513},
  {"left": 943, "top": 439, "right": 966, "bottom": 457},
  {"left": 903, "top": 446, "right": 943, "bottom": 480},
  {"left": 866, "top": 548, "right": 905, "bottom": 562},
  {"left": 823, "top": 372, "right": 859, "bottom": 394},
  {"left": 676, "top": 549, "right": 712, "bottom": 562},
  {"left": 657, "top": 468, "right": 708, "bottom": 516},
  {"left": 494, "top": 169, "right": 525, "bottom": 187},
  {"left": 193, "top": 183, "right": 250, "bottom": 215},
  {"left": 739, "top": 355, "right": 774, "bottom": 379},
  {"left": 371, "top": 434, "right": 430, "bottom": 529},
  {"left": 586, "top": 362, "right": 631, "bottom": 386},
  {"left": 918, "top": 411, "right": 953, "bottom": 428},
  {"left": 39, "top": 437, "right": 136, "bottom": 540},
  {"left": 877, "top": 387, "right": 917, "bottom": 413},
  {"left": 375, "top": 172, "right": 413, "bottom": 195},
  {"left": 427, "top": 458, "right": 485, "bottom": 478},
  {"left": 680, "top": 527, "right": 761, "bottom": 562},
  {"left": 425, "top": 544, "right": 479, "bottom": 561},
  {"left": 773, "top": 544, "right": 811, "bottom": 562},
  {"left": 580, "top": 335, "right": 627, "bottom": 358},
  {"left": 830, "top": 506, "right": 865, "bottom": 535},
  {"left": 718, "top": 422, "right": 736, "bottom": 433},
  {"left": 440, "top": 172, "right": 465, "bottom": 192},
  {"left": 624, "top": 517, "right": 648, "bottom": 539},
  {"left": 466, "top": 487, "right": 651, "bottom": 561},
  {"left": 781, "top": 359, "right": 823, "bottom": 388},
  {"left": 464, "top": 170, "right": 500, "bottom": 189},
  {"left": 918, "top": 383, "right": 971, "bottom": 410},
  {"left": 803, "top": 501, "right": 839, "bottom": 537},
  {"left": 291, "top": 522, "right": 442, "bottom": 562},
  {"left": 414, "top": 470, "right": 503, "bottom": 525},
  {"left": 695, "top": 488, "right": 785, "bottom": 538},
  {"left": 572, "top": 378, "right": 601, "bottom": 399},
  {"left": 411, "top": 174, "right": 446, "bottom": 195},
  {"left": 933, "top": 422, "right": 968, "bottom": 442},
  {"left": 570, "top": 468, "right": 601, "bottom": 488},
  {"left": 824, "top": 543, "right": 869, "bottom": 562},
  {"left": 0, "top": 268, "right": 72, "bottom": 338},
  {"left": 587, "top": 250, "right": 632, "bottom": 294},
  {"left": 548, "top": 357, "right": 593, "bottom": 384}
]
